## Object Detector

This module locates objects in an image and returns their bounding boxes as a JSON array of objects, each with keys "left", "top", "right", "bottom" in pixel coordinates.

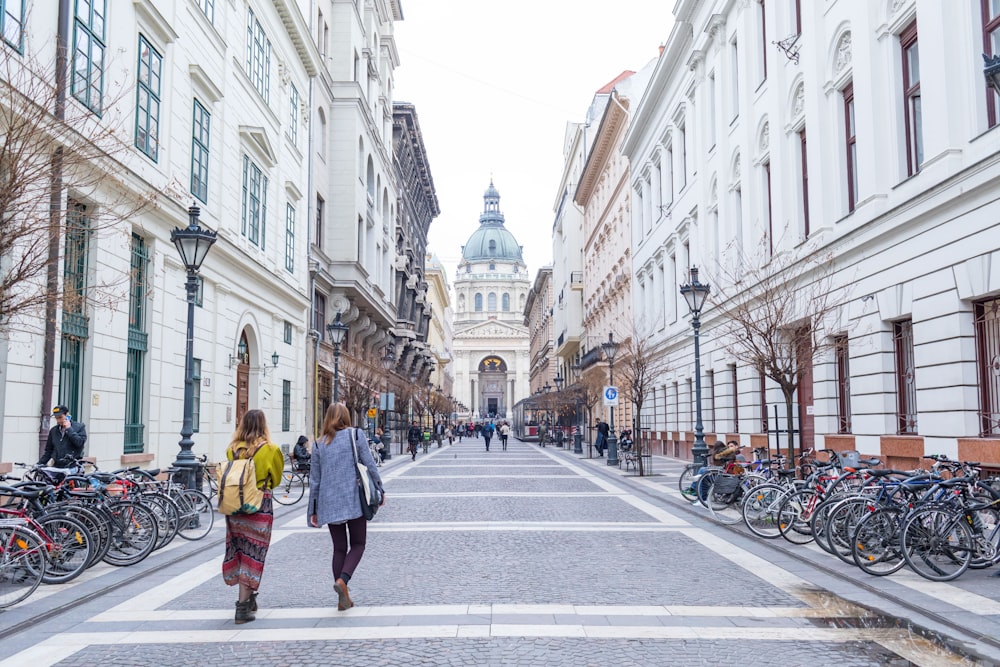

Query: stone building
[{"left": 451, "top": 182, "right": 531, "bottom": 420}]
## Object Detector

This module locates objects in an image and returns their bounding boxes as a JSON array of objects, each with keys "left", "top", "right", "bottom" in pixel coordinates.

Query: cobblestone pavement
[{"left": 1, "top": 440, "right": 997, "bottom": 665}]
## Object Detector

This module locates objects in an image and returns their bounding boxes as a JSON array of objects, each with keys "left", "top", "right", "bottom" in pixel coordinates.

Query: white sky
[{"left": 393, "top": 1, "right": 675, "bottom": 288}]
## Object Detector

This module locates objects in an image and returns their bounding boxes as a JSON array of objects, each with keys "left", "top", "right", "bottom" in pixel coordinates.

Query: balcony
[{"left": 570, "top": 271, "right": 583, "bottom": 290}]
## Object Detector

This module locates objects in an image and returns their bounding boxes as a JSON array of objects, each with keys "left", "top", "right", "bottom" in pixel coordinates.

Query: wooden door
[{"left": 236, "top": 364, "right": 249, "bottom": 425}]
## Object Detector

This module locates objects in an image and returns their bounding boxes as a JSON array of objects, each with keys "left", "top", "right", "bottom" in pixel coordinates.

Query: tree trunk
[
  {"left": 783, "top": 386, "right": 796, "bottom": 465},
  {"left": 634, "top": 405, "right": 644, "bottom": 476}
]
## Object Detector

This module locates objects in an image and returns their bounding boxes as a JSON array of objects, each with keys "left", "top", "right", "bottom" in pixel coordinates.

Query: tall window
[
  {"left": 191, "top": 100, "right": 210, "bottom": 203},
  {"left": 974, "top": 297, "right": 1000, "bottom": 436},
  {"left": 1, "top": 0, "right": 24, "bottom": 50},
  {"left": 730, "top": 37, "right": 740, "bottom": 120},
  {"left": 835, "top": 335, "right": 852, "bottom": 433},
  {"left": 241, "top": 155, "right": 267, "bottom": 248},
  {"left": 314, "top": 292, "right": 326, "bottom": 340},
  {"left": 282, "top": 380, "right": 292, "bottom": 431},
  {"left": 764, "top": 161, "right": 774, "bottom": 256},
  {"left": 900, "top": 21, "right": 922, "bottom": 176},
  {"left": 284, "top": 203, "right": 295, "bottom": 273},
  {"left": 707, "top": 369, "right": 716, "bottom": 433},
  {"left": 894, "top": 319, "right": 918, "bottom": 434},
  {"left": 678, "top": 120, "right": 687, "bottom": 188},
  {"left": 315, "top": 195, "right": 324, "bottom": 248},
  {"left": 72, "top": 0, "right": 106, "bottom": 113},
  {"left": 288, "top": 84, "right": 299, "bottom": 145},
  {"left": 197, "top": 0, "right": 214, "bottom": 23},
  {"left": 488, "top": 292, "right": 497, "bottom": 312},
  {"left": 475, "top": 293, "right": 483, "bottom": 312},
  {"left": 843, "top": 84, "right": 858, "bottom": 212},
  {"left": 984, "top": 0, "right": 1000, "bottom": 127},
  {"left": 283, "top": 320, "right": 292, "bottom": 344},
  {"left": 730, "top": 364, "right": 740, "bottom": 433},
  {"left": 134, "top": 36, "right": 162, "bottom": 160},
  {"left": 502, "top": 293, "right": 510, "bottom": 311},
  {"left": 759, "top": 0, "right": 768, "bottom": 82},
  {"left": 799, "top": 127, "right": 809, "bottom": 237},
  {"left": 246, "top": 8, "right": 271, "bottom": 102},
  {"left": 191, "top": 359, "right": 202, "bottom": 433},
  {"left": 125, "top": 234, "right": 149, "bottom": 453},
  {"left": 59, "top": 201, "right": 91, "bottom": 418},
  {"left": 708, "top": 73, "right": 717, "bottom": 148}
]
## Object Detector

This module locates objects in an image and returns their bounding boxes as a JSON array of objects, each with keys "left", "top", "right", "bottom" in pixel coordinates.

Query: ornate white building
[{"left": 452, "top": 183, "right": 531, "bottom": 419}]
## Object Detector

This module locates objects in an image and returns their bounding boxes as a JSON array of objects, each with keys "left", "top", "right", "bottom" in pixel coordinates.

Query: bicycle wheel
[
  {"left": 103, "top": 501, "right": 159, "bottom": 567},
  {"left": 677, "top": 464, "right": 698, "bottom": 495},
  {"left": 142, "top": 492, "right": 180, "bottom": 551},
  {"left": 902, "top": 506, "right": 973, "bottom": 582},
  {"left": 37, "top": 514, "right": 94, "bottom": 584},
  {"left": 778, "top": 489, "right": 819, "bottom": 545},
  {"left": 826, "top": 497, "right": 874, "bottom": 565},
  {"left": 695, "top": 470, "right": 721, "bottom": 508},
  {"left": 968, "top": 504, "right": 1000, "bottom": 569},
  {"left": 273, "top": 472, "right": 305, "bottom": 506},
  {"left": 0, "top": 525, "right": 46, "bottom": 608},
  {"left": 707, "top": 477, "right": 746, "bottom": 525},
  {"left": 174, "top": 489, "right": 214, "bottom": 541},
  {"left": 809, "top": 496, "right": 851, "bottom": 555},
  {"left": 852, "top": 505, "right": 907, "bottom": 576},
  {"left": 742, "top": 484, "right": 790, "bottom": 539}
]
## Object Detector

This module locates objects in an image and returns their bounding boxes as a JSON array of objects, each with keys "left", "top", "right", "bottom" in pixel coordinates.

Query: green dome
[{"left": 461, "top": 181, "right": 523, "bottom": 263}]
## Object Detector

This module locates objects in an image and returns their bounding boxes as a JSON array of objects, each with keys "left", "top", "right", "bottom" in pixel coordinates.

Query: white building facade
[
  {"left": 452, "top": 183, "right": 531, "bottom": 420},
  {"left": 0, "top": 0, "right": 317, "bottom": 471},
  {"left": 624, "top": 0, "right": 1000, "bottom": 468}
]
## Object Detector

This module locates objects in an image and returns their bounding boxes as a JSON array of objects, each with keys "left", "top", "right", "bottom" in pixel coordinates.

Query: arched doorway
[
  {"left": 477, "top": 355, "right": 508, "bottom": 418},
  {"left": 235, "top": 332, "right": 250, "bottom": 425}
]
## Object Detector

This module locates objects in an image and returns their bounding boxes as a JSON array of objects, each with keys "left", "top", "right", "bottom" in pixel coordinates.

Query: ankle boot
[
  {"left": 235, "top": 599, "right": 256, "bottom": 624},
  {"left": 249, "top": 591, "right": 258, "bottom": 612}
]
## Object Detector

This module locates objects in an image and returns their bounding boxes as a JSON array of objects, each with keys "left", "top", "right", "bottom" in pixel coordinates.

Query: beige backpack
[{"left": 217, "top": 442, "right": 264, "bottom": 515}]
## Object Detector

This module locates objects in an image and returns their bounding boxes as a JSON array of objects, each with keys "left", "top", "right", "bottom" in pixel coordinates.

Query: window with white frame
[
  {"left": 197, "top": 0, "right": 214, "bottom": 24},
  {"left": 72, "top": 0, "right": 106, "bottom": 113},
  {"left": 242, "top": 155, "right": 268, "bottom": 248},
  {"left": 900, "top": 20, "right": 922, "bottom": 176},
  {"left": 843, "top": 83, "right": 858, "bottom": 212},
  {"left": 284, "top": 203, "right": 295, "bottom": 273},
  {"left": 289, "top": 84, "right": 299, "bottom": 146},
  {"left": 983, "top": 0, "right": 1000, "bottom": 127},
  {"left": 134, "top": 36, "right": 162, "bottom": 160},
  {"left": 1, "top": 0, "right": 24, "bottom": 50},
  {"left": 246, "top": 7, "right": 271, "bottom": 102},
  {"left": 191, "top": 100, "right": 210, "bottom": 203},
  {"left": 730, "top": 36, "right": 740, "bottom": 120}
]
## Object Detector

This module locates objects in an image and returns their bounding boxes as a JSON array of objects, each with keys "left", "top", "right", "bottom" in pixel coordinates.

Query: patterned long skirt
[{"left": 222, "top": 492, "right": 273, "bottom": 590}]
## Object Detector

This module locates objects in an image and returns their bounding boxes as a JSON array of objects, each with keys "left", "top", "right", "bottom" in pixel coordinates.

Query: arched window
[
  {"left": 502, "top": 293, "right": 510, "bottom": 311},
  {"left": 488, "top": 292, "right": 497, "bottom": 311},
  {"left": 366, "top": 156, "right": 375, "bottom": 201},
  {"left": 488, "top": 239, "right": 496, "bottom": 255},
  {"left": 489, "top": 262, "right": 495, "bottom": 271},
  {"left": 475, "top": 293, "right": 483, "bottom": 311}
]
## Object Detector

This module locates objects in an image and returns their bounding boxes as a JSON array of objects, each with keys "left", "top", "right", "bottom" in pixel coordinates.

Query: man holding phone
[{"left": 38, "top": 405, "right": 88, "bottom": 467}]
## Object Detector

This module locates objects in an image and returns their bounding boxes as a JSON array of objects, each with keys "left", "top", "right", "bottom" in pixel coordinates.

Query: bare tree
[
  {"left": 617, "top": 331, "right": 671, "bottom": 475},
  {"left": 339, "top": 353, "right": 381, "bottom": 425},
  {"left": 708, "top": 245, "right": 845, "bottom": 463}
]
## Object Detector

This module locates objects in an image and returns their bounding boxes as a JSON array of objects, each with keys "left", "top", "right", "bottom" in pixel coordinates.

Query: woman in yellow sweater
[{"left": 222, "top": 409, "right": 285, "bottom": 624}]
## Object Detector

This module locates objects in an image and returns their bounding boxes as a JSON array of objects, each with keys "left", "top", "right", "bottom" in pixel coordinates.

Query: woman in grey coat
[{"left": 309, "top": 403, "right": 385, "bottom": 610}]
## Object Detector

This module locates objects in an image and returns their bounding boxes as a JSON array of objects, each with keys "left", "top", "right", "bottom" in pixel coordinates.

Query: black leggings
[{"left": 328, "top": 516, "right": 367, "bottom": 582}]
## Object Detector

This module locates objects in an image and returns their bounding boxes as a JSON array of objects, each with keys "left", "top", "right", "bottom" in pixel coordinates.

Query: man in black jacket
[
  {"left": 39, "top": 405, "right": 87, "bottom": 467},
  {"left": 595, "top": 419, "right": 610, "bottom": 457},
  {"left": 407, "top": 420, "right": 422, "bottom": 460}
]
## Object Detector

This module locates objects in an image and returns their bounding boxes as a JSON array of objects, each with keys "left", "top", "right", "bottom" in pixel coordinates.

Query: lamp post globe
[
  {"left": 327, "top": 311, "right": 348, "bottom": 403},
  {"left": 601, "top": 333, "right": 621, "bottom": 467},
  {"left": 170, "top": 204, "right": 216, "bottom": 488},
  {"left": 680, "top": 266, "right": 711, "bottom": 467}
]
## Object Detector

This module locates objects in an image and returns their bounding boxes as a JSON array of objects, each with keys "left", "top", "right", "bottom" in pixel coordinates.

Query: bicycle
[
  {"left": 0, "top": 518, "right": 47, "bottom": 608},
  {"left": 273, "top": 457, "right": 308, "bottom": 506}
]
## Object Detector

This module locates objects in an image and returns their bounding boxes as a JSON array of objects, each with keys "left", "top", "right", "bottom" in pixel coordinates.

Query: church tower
[{"left": 452, "top": 181, "right": 531, "bottom": 420}]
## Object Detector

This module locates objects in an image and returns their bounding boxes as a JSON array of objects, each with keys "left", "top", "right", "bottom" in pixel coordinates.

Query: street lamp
[
  {"left": 601, "top": 332, "right": 621, "bottom": 467},
  {"left": 380, "top": 344, "right": 395, "bottom": 459},
  {"left": 569, "top": 363, "right": 584, "bottom": 454},
  {"left": 680, "top": 266, "right": 712, "bottom": 467},
  {"left": 553, "top": 373, "right": 564, "bottom": 447},
  {"left": 326, "top": 311, "right": 348, "bottom": 402},
  {"left": 170, "top": 204, "right": 217, "bottom": 488}
]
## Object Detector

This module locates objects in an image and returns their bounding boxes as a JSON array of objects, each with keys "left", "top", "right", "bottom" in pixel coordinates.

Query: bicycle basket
[
  {"left": 712, "top": 474, "right": 741, "bottom": 498},
  {"left": 839, "top": 451, "right": 860, "bottom": 468}
]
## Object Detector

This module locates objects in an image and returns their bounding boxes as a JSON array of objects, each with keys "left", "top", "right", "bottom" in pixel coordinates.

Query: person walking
[
  {"left": 446, "top": 424, "right": 455, "bottom": 445},
  {"left": 309, "top": 403, "right": 385, "bottom": 612},
  {"left": 474, "top": 422, "right": 482, "bottom": 439},
  {"left": 406, "top": 420, "right": 422, "bottom": 460},
  {"left": 500, "top": 421, "right": 510, "bottom": 451},
  {"left": 595, "top": 419, "right": 610, "bottom": 457},
  {"left": 482, "top": 420, "right": 495, "bottom": 451},
  {"left": 38, "top": 405, "right": 88, "bottom": 468},
  {"left": 434, "top": 420, "right": 445, "bottom": 448},
  {"left": 222, "top": 409, "right": 285, "bottom": 625},
  {"left": 457, "top": 423, "right": 464, "bottom": 442}
]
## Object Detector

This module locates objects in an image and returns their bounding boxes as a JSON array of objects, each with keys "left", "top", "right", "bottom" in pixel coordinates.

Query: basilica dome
[{"left": 461, "top": 181, "right": 524, "bottom": 263}]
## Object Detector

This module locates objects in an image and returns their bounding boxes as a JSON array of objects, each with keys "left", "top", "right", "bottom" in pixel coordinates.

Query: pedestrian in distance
[
  {"left": 407, "top": 420, "right": 422, "bottom": 460},
  {"left": 373, "top": 427, "right": 389, "bottom": 463},
  {"left": 446, "top": 424, "right": 455, "bottom": 445},
  {"left": 457, "top": 423, "right": 464, "bottom": 442},
  {"left": 500, "top": 421, "right": 510, "bottom": 451},
  {"left": 474, "top": 422, "right": 482, "bottom": 439},
  {"left": 434, "top": 420, "right": 445, "bottom": 448},
  {"left": 309, "top": 403, "right": 386, "bottom": 612},
  {"left": 291, "top": 434, "right": 311, "bottom": 472},
  {"left": 38, "top": 405, "right": 87, "bottom": 468},
  {"left": 483, "top": 420, "right": 495, "bottom": 451},
  {"left": 595, "top": 419, "right": 610, "bottom": 457},
  {"left": 222, "top": 409, "right": 285, "bottom": 625}
]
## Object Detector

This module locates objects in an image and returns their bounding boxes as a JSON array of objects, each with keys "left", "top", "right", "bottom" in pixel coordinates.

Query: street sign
[
  {"left": 367, "top": 407, "right": 378, "bottom": 419},
  {"left": 603, "top": 386, "right": 619, "bottom": 406},
  {"left": 380, "top": 392, "right": 395, "bottom": 411}
]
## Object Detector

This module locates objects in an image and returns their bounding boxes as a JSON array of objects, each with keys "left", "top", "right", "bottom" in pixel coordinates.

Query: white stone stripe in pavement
[
  {"left": 391, "top": 474, "right": 579, "bottom": 479},
  {"left": 388, "top": 492, "right": 610, "bottom": 497},
  {"left": 0, "top": 626, "right": 929, "bottom": 667}
]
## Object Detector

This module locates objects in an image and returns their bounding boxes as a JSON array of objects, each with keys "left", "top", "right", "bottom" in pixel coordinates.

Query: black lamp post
[
  {"left": 553, "top": 373, "right": 564, "bottom": 447},
  {"left": 327, "top": 311, "right": 348, "bottom": 402},
  {"left": 170, "top": 204, "right": 216, "bottom": 488},
  {"left": 680, "top": 266, "right": 712, "bottom": 467},
  {"left": 601, "top": 333, "right": 621, "bottom": 467},
  {"left": 380, "top": 344, "right": 395, "bottom": 459}
]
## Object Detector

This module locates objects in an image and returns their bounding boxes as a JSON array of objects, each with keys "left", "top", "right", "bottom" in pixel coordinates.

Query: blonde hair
[
  {"left": 229, "top": 409, "right": 271, "bottom": 452},
  {"left": 319, "top": 403, "right": 352, "bottom": 440}
]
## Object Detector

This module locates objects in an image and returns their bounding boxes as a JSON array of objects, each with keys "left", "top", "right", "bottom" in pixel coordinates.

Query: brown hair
[
  {"left": 229, "top": 409, "right": 271, "bottom": 452},
  {"left": 320, "top": 402, "right": 352, "bottom": 440}
]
